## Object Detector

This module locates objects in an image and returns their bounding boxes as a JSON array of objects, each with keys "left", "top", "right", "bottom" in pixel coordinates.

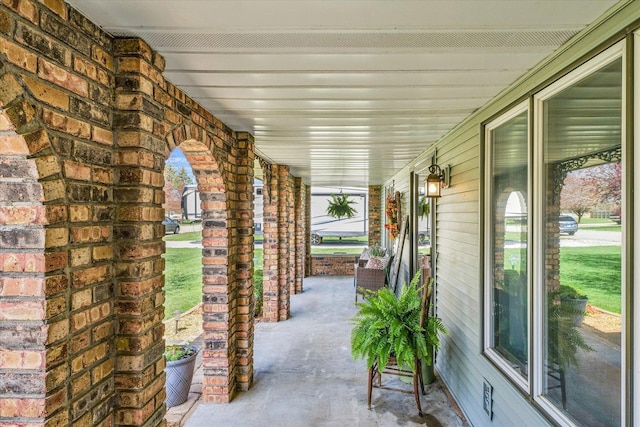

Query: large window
[
  {"left": 485, "top": 43, "right": 624, "bottom": 426},
  {"left": 484, "top": 102, "right": 530, "bottom": 388}
]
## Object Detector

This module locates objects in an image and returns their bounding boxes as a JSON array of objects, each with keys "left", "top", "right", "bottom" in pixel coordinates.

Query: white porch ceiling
[{"left": 66, "top": 0, "right": 620, "bottom": 187}]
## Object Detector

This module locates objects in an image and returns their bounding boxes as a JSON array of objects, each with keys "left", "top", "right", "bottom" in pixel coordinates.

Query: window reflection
[
  {"left": 488, "top": 109, "right": 529, "bottom": 381},
  {"left": 542, "top": 58, "right": 622, "bottom": 426}
]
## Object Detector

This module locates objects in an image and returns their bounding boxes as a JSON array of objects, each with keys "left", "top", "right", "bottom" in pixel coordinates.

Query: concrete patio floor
[{"left": 184, "top": 275, "right": 468, "bottom": 427}]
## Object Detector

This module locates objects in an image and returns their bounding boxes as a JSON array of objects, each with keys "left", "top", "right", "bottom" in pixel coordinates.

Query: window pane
[
  {"left": 542, "top": 58, "right": 622, "bottom": 425},
  {"left": 489, "top": 109, "right": 529, "bottom": 380}
]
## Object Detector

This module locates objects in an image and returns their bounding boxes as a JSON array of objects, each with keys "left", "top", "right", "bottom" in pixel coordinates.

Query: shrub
[{"left": 254, "top": 269, "right": 263, "bottom": 317}]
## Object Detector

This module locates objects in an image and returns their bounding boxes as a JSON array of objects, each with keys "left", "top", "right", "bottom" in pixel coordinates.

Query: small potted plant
[
  {"left": 164, "top": 343, "right": 199, "bottom": 408},
  {"left": 558, "top": 285, "right": 588, "bottom": 326},
  {"left": 547, "top": 290, "right": 593, "bottom": 371}
]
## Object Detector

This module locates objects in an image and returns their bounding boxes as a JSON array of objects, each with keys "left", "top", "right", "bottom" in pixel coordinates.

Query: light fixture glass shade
[{"left": 426, "top": 172, "right": 441, "bottom": 198}]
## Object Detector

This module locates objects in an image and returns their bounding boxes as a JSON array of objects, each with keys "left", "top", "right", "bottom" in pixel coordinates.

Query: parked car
[
  {"left": 163, "top": 217, "right": 180, "bottom": 234},
  {"left": 559, "top": 215, "right": 578, "bottom": 235}
]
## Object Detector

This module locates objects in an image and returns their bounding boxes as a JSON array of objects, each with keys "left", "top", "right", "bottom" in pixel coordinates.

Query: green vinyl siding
[{"left": 383, "top": 2, "right": 640, "bottom": 425}]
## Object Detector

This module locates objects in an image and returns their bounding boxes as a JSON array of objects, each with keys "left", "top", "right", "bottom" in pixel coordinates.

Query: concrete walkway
[{"left": 185, "top": 276, "right": 467, "bottom": 427}]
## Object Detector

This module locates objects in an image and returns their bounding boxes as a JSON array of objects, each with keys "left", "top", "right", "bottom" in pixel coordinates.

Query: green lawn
[
  {"left": 579, "top": 217, "right": 613, "bottom": 224},
  {"left": 254, "top": 248, "right": 263, "bottom": 267},
  {"left": 319, "top": 235, "right": 368, "bottom": 243},
  {"left": 164, "top": 247, "right": 265, "bottom": 319},
  {"left": 163, "top": 248, "right": 203, "bottom": 318},
  {"left": 505, "top": 245, "right": 621, "bottom": 314},
  {"left": 578, "top": 225, "right": 621, "bottom": 232},
  {"left": 311, "top": 247, "right": 363, "bottom": 255},
  {"left": 163, "top": 231, "right": 202, "bottom": 242},
  {"left": 560, "top": 246, "right": 621, "bottom": 314}
]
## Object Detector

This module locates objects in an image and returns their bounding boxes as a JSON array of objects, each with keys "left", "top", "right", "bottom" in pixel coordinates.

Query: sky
[{"left": 167, "top": 148, "right": 262, "bottom": 185}]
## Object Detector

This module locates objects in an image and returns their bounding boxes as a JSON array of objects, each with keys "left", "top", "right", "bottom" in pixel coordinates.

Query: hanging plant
[
  {"left": 326, "top": 193, "right": 357, "bottom": 219},
  {"left": 385, "top": 192, "right": 399, "bottom": 239},
  {"left": 418, "top": 195, "right": 430, "bottom": 219}
]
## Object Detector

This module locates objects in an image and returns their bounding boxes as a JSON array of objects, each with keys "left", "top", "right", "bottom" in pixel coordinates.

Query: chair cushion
[{"left": 365, "top": 256, "right": 390, "bottom": 270}]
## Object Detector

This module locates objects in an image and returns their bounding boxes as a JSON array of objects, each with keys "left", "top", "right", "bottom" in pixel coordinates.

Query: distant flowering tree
[
  {"left": 163, "top": 165, "right": 194, "bottom": 217},
  {"left": 560, "top": 163, "right": 621, "bottom": 222},
  {"left": 560, "top": 172, "right": 596, "bottom": 223}
]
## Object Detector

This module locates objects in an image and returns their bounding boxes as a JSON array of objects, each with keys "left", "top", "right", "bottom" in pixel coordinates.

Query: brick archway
[
  {"left": 0, "top": 59, "right": 115, "bottom": 425},
  {"left": 167, "top": 137, "right": 238, "bottom": 401},
  {"left": 165, "top": 128, "right": 256, "bottom": 401},
  {"left": 0, "top": 107, "right": 50, "bottom": 422},
  {"left": 0, "top": 4, "right": 259, "bottom": 422}
]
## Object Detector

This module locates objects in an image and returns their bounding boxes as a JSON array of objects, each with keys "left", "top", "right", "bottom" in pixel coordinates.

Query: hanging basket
[{"left": 165, "top": 344, "right": 199, "bottom": 408}]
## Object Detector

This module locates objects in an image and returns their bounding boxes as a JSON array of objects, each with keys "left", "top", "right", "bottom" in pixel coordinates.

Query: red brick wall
[
  {"left": 261, "top": 164, "right": 299, "bottom": 322},
  {"left": 0, "top": 2, "right": 264, "bottom": 424},
  {"left": 294, "top": 177, "right": 305, "bottom": 293},
  {"left": 0, "top": 2, "right": 117, "bottom": 424},
  {"left": 310, "top": 255, "right": 359, "bottom": 276},
  {"left": 368, "top": 185, "right": 382, "bottom": 245}
]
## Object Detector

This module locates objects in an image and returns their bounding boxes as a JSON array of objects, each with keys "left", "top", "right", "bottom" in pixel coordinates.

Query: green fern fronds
[
  {"left": 326, "top": 193, "right": 357, "bottom": 219},
  {"left": 350, "top": 271, "right": 447, "bottom": 373}
]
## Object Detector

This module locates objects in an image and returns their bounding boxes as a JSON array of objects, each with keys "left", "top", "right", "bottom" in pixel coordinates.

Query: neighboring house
[
  {"left": 385, "top": 4, "right": 635, "bottom": 426},
  {"left": 182, "top": 183, "right": 264, "bottom": 232}
]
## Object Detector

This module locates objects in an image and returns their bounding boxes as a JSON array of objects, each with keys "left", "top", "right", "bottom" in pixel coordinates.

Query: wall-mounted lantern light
[{"left": 425, "top": 164, "right": 451, "bottom": 198}]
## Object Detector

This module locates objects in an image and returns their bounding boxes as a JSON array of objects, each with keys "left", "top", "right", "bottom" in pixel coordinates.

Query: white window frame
[
  {"left": 483, "top": 100, "right": 531, "bottom": 392},
  {"left": 532, "top": 41, "right": 626, "bottom": 426}
]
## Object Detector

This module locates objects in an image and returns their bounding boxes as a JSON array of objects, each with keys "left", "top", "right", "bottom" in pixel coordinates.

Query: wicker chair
[{"left": 354, "top": 265, "right": 387, "bottom": 302}]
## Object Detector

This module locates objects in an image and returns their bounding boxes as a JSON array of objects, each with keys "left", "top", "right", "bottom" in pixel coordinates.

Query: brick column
[
  {"left": 113, "top": 39, "right": 167, "bottom": 426},
  {"left": 235, "top": 132, "right": 254, "bottom": 391},
  {"left": 287, "top": 174, "right": 296, "bottom": 295},
  {"left": 368, "top": 185, "right": 382, "bottom": 245},
  {"left": 546, "top": 180, "right": 560, "bottom": 292},
  {"left": 0, "top": 6, "right": 118, "bottom": 423},
  {"left": 294, "top": 178, "right": 305, "bottom": 293},
  {"left": 277, "top": 166, "right": 291, "bottom": 321},
  {"left": 305, "top": 185, "right": 311, "bottom": 276},
  {"left": 261, "top": 164, "right": 296, "bottom": 322},
  {"left": 262, "top": 164, "right": 279, "bottom": 322}
]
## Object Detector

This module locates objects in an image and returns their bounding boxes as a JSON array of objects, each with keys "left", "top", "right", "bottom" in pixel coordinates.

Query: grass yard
[
  {"left": 560, "top": 246, "right": 621, "bottom": 314},
  {"left": 579, "top": 226, "right": 621, "bottom": 232},
  {"left": 163, "top": 248, "right": 203, "bottom": 319},
  {"left": 504, "top": 245, "right": 621, "bottom": 314},
  {"left": 319, "top": 235, "right": 368, "bottom": 244},
  {"left": 164, "top": 247, "right": 265, "bottom": 319},
  {"left": 311, "top": 247, "right": 363, "bottom": 255},
  {"left": 163, "top": 231, "right": 202, "bottom": 242}
]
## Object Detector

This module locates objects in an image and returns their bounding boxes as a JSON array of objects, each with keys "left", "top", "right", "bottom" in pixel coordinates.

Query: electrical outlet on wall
[{"left": 483, "top": 379, "right": 493, "bottom": 420}]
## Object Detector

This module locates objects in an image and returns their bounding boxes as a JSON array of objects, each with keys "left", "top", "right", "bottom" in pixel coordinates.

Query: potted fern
[
  {"left": 350, "top": 271, "right": 446, "bottom": 375},
  {"left": 558, "top": 285, "right": 588, "bottom": 326},
  {"left": 548, "top": 290, "right": 593, "bottom": 371}
]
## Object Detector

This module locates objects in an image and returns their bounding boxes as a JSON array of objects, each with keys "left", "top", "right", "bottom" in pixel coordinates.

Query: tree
[
  {"left": 583, "top": 162, "right": 621, "bottom": 206},
  {"left": 163, "top": 165, "right": 194, "bottom": 216},
  {"left": 326, "top": 193, "right": 357, "bottom": 219},
  {"left": 560, "top": 171, "right": 597, "bottom": 223},
  {"left": 560, "top": 162, "right": 621, "bottom": 222}
]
